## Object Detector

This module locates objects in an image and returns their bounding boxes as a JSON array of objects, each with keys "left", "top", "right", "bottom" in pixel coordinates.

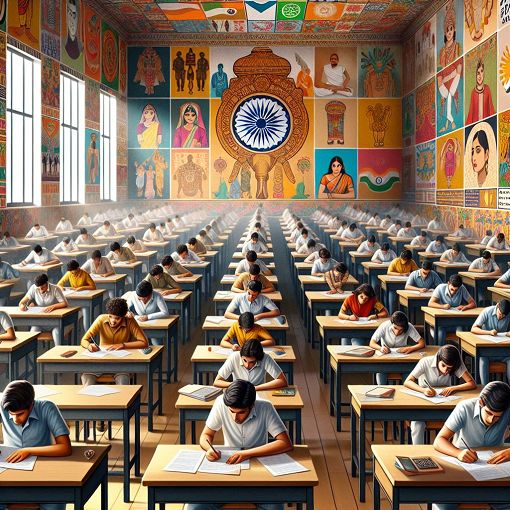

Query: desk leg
[
  {"left": 306, "top": 487, "right": 314, "bottom": 510},
  {"left": 148, "top": 488, "right": 155, "bottom": 510},
  {"left": 123, "top": 410, "right": 131, "bottom": 502},
  {"left": 147, "top": 365, "right": 154, "bottom": 432},
  {"left": 135, "top": 403, "right": 141, "bottom": 477},
  {"left": 319, "top": 333, "right": 324, "bottom": 381},
  {"left": 173, "top": 324, "right": 178, "bottom": 382},
  {"left": 359, "top": 413, "right": 366, "bottom": 502},
  {"left": 158, "top": 357, "right": 163, "bottom": 415},
  {"left": 373, "top": 472, "right": 381, "bottom": 510},
  {"left": 350, "top": 406, "right": 357, "bottom": 477},
  {"left": 101, "top": 467, "right": 108, "bottom": 510},
  {"left": 179, "top": 410, "right": 185, "bottom": 444}
]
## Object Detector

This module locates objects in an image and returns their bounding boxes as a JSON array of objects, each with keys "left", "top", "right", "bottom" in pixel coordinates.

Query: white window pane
[
  {"left": 71, "top": 128, "right": 78, "bottom": 200},
  {"left": 24, "top": 118, "right": 32, "bottom": 203},
  {"left": 11, "top": 114, "right": 23, "bottom": 203},
  {"left": 71, "top": 80, "right": 78, "bottom": 127},
  {"left": 6, "top": 111, "right": 11, "bottom": 201},
  {"left": 104, "top": 100, "right": 110, "bottom": 136},
  {"left": 24, "top": 59, "right": 32, "bottom": 115},
  {"left": 63, "top": 128, "right": 70, "bottom": 201},
  {"left": 11, "top": 53, "right": 23, "bottom": 112},
  {"left": 63, "top": 77, "right": 70, "bottom": 126},
  {"left": 7, "top": 52, "right": 11, "bottom": 110}
]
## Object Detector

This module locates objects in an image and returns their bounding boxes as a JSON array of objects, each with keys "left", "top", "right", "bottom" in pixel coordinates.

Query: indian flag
[{"left": 359, "top": 170, "right": 400, "bottom": 193}]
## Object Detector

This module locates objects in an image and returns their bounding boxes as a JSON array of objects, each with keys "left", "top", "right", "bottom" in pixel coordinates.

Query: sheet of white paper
[
  {"left": 216, "top": 291, "right": 234, "bottom": 298},
  {"left": 310, "top": 276, "right": 324, "bottom": 280},
  {"left": 212, "top": 347, "right": 234, "bottom": 356},
  {"left": 320, "top": 291, "right": 350, "bottom": 298},
  {"left": 439, "top": 452, "right": 510, "bottom": 480},
  {"left": 0, "top": 446, "right": 36, "bottom": 471},
  {"left": 442, "top": 308, "right": 461, "bottom": 313},
  {"left": 198, "top": 457, "right": 241, "bottom": 475},
  {"left": 105, "top": 349, "right": 131, "bottom": 358},
  {"left": 386, "top": 276, "right": 408, "bottom": 281},
  {"left": 407, "top": 290, "right": 433, "bottom": 295},
  {"left": 478, "top": 334, "right": 510, "bottom": 343},
  {"left": 215, "top": 447, "right": 249, "bottom": 469},
  {"left": 24, "top": 306, "right": 45, "bottom": 314},
  {"left": 400, "top": 388, "right": 462, "bottom": 405},
  {"left": 206, "top": 316, "right": 226, "bottom": 324},
  {"left": 375, "top": 348, "right": 410, "bottom": 358},
  {"left": 81, "top": 349, "right": 108, "bottom": 358},
  {"left": 222, "top": 275, "right": 236, "bottom": 281},
  {"left": 33, "top": 386, "right": 60, "bottom": 399},
  {"left": 258, "top": 453, "right": 309, "bottom": 477},
  {"left": 91, "top": 274, "right": 105, "bottom": 279},
  {"left": 333, "top": 345, "right": 372, "bottom": 354},
  {"left": 165, "top": 292, "right": 184, "bottom": 300},
  {"left": 256, "top": 318, "right": 275, "bottom": 326},
  {"left": 78, "top": 385, "right": 121, "bottom": 397},
  {"left": 163, "top": 450, "right": 205, "bottom": 473}
]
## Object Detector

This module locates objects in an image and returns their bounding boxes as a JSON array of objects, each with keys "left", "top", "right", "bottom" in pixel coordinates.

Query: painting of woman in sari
[
  {"left": 318, "top": 155, "right": 355, "bottom": 198},
  {"left": 173, "top": 102, "right": 208, "bottom": 148},
  {"left": 137, "top": 103, "right": 162, "bottom": 148}
]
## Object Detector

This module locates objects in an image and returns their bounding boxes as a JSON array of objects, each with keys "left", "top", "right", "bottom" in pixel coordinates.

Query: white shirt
[
  {"left": 25, "top": 283, "right": 66, "bottom": 307},
  {"left": 0, "top": 311, "right": 14, "bottom": 334},
  {"left": 469, "top": 257, "right": 499, "bottom": 273},
  {"left": 93, "top": 225, "right": 117, "bottom": 237},
  {"left": 171, "top": 250, "right": 201, "bottom": 263},
  {"left": 397, "top": 227, "right": 417, "bottom": 238},
  {"left": 25, "top": 226, "right": 49, "bottom": 238},
  {"left": 53, "top": 240, "right": 78, "bottom": 253},
  {"left": 241, "top": 240, "right": 267, "bottom": 254},
  {"left": 23, "top": 248, "right": 58, "bottom": 265},
  {"left": 124, "top": 240, "right": 146, "bottom": 252},
  {"left": 75, "top": 234, "right": 96, "bottom": 245},
  {"left": 480, "top": 235, "right": 492, "bottom": 245},
  {"left": 77, "top": 215, "right": 92, "bottom": 226},
  {"left": 371, "top": 320, "right": 421, "bottom": 348},
  {"left": 81, "top": 257, "right": 114, "bottom": 275},
  {"left": 410, "top": 353, "right": 467, "bottom": 388},
  {"left": 410, "top": 235, "right": 429, "bottom": 246},
  {"left": 341, "top": 228, "right": 363, "bottom": 240},
  {"left": 380, "top": 218, "right": 392, "bottom": 229},
  {"left": 55, "top": 220, "right": 74, "bottom": 232},
  {"left": 367, "top": 217, "right": 380, "bottom": 226},
  {"left": 297, "top": 244, "right": 320, "bottom": 255},
  {"left": 235, "top": 259, "right": 269, "bottom": 274},
  {"left": 441, "top": 249, "right": 469, "bottom": 263},
  {"left": 143, "top": 229, "right": 164, "bottom": 242},
  {"left": 357, "top": 241, "right": 380, "bottom": 253},
  {"left": 486, "top": 237, "right": 510, "bottom": 250},
  {"left": 92, "top": 213, "right": 106, "bottom": 223},
  {"left": 428, "top": 220, "right": 445, "bottom": 230},
  {"left": 218, "top": 352, "right": 282, "bottom": 386},
  {"left": 125, "top": 291, "right": 168, "bottom": 320},
  {"left": 0, "top": 236, "right": 19, "bottom": 247},
  {"left": 371, "top": 249, "right": 397, "bottom": 263}
]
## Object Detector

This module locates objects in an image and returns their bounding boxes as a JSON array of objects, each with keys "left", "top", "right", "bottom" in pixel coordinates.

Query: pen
[
  {"left": 460, "top": 437, "right": 475, "bottom": 453},
  {"left": 205, "top": 439, "right": 219, "bottom": 456},
  {"left": 423, "top": 379, "right": 434, "bottom": 391}
]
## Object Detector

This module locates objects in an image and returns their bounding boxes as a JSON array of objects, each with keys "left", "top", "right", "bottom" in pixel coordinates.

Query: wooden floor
[{"left": 71, "top": 218, "right": 415, "bottom": 509}]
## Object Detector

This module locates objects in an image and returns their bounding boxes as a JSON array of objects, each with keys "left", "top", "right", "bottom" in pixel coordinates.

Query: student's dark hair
[
  {"left": 422, "top": 260, "right": 433, "bottom": 270},
  {"left": 486, "top": 229, "right": 493, "bottom": 236},
  {"left": 2, "top": 380, "right": 35, "bottom": 412},
  {"left": 136, "top": 280, "right": 153, "bottom": 298},
  {"left": 368, "top": 235, "right": 376, "bottom": 243},
  {"left": 241, "top": 339, "right": 264, "bottom": 361},
  {"left": 34, "top": 273, "right": 49, "bottom": 287},
  {"left": 335, "top": 262, "right": 348, "bottom": 274},
  {"left": 448, "top": 274, "right": 463, "bottom": 287},
  {"left": 105, "top": 297, "right": 128, "bottom": 317},
  {"left": 452, "top": 243, "right": 461, "bottom": 252},
  {"left": 150, "top": 265, "right": 164, "bottom": 276},
  {"left": 319, "top": 248, "right": 331, "bottom": 259},
  {"left": 149, "top": 222, "right": 156, "bottom": 229},
  {"left": 436, "top": 345, "right": 462, "bottom": 375},
  {"left": 161, "top": 256, "right": 173, "bottom": 267},
  {"left": 498, "top": 232, "right": 505, "bottom": 240},
  {"left": 223, "top": 379, "right": 256, "bottom": 409},
  {"left": 349, "top": 223, "right": 357, "bottom": 230},
  {"left": 80, "top": 228, "right": 87, "bottom": 235},
  {"left": 92, "top": 250, "right": 102, "bottom": 259},
  {"left": 405, "top": 221, "right": 412, "bottom": 228},
  {"left": 63, "top": 237, "right": 71, "bottom": 243},
  {"left": 255, "top": 222, "right": 261, "bottom": 228},
  {"left": 188, "top": 237, "right": 197, "bottom": 245},
  {"left": 391, "top": 311, "right": 409, "bottom": 331},
  {"left": 126, "top": 236, "right": 136, "bottom": 244},
  {"left": 436, "top": 235, "right": 444, "bottom": 242},
  {"left": 110, "top": 242, "right": 120, "bottom": 251},
  {"left": 238, "top": 311, "right": 255, "bottom": 330},
  {"left": 480, "top": 381, "right": 510, "bottom": 413},
  {"left": 3, "top": 231, "right": 10, "bottom": 237},
  {"left": 33, "top": 244, "right": 42, "bottom": 254},
  {"left": 395, "top": 220, "right": 402, "bottom": 226},
  {"left": 67, "top": 260, "right": 80, "bottom": 271},
  {"left": 247, "top": 280, "right": 263, "bottom": 293},
  {"left": 458, "top": 224, "right": 464, "bottom": 229},
  {"left": 249, "top": 264, "right": 261, "bottom": 276},
  {"left": 301, "top": 228, "right": 308, "bottom": 236},
  {"left": 353, "top": 283, "right": 375, "bottom": 298},
  {"left": 498, "top": 299, "right": 510, "bottom": 316},
  {"left": 482, "top": 250, "right": 491, "bottom": 259},
  {"left": 176, "top": 244, "right": 188, "bottom": 254},
  {"left": 296, "top": 222, "right": 304, "bottom": 229},
  {"left": 341, "top": 220, "right": 348, "bottom": 226},
  {"left": 34, "top": 223, "right": 40, "bottom": 227},
  {"left": 381, "top": 242, "right": 390, "bottom": 251},
  {"left": 421, "top": 230, "right": 427, "bottom": 237},
  {"left": 250, "top": 232, "right": 259, "bottom": 241},
  {"left": 400, "top": 249, "right": 412, "bottom": 260},
  {"left": 199, "top": 229, "right": 206, "bottom": 236},
  {"left": 104, "top": 220, "right": 110, "bottom": 226},
  {"left": 307, "top": 239, "right": 316, "bottom": 248},
  {"left": 246, "top": 250, "right": 258, "bottom": 262}
]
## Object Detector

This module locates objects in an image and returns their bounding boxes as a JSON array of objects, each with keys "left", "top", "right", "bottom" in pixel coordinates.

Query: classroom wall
[{"left": 402, "top": 0, "right": 510, "bottom": 235}]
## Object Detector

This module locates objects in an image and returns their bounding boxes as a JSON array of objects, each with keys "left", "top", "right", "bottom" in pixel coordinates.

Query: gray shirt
[
  {"left": 426, "top": 241, "right": 447, "bottom": 254},
  {"left": 410, "top": 353, "right": 467, "bottom": 388},
  {"left": 473, "top": 305, "right": 510, "bottom": 332},
  {"left": 82, "top": 257, "right": 114, "bottom": 275},
  {"left": 235, "top": 259, "right": 269, "bottom": 275},
  {"left": 469, "top": 257, "right": 499, "bottom": 273},
  {"left": 312, "top": 258, "right": 337, "bottom": 274},
  {"left": 26, "top": 283, "right": 66, "bottom": 307},
  {"left": 225, "top": 293, "right": 279, "bottom": 316},
  {"left": 371, "top": 320, "right": 421, "bottom": 348},
  {"left": 218, "top": 352, "right": 282, "bottom": 386},
  {"left": 126, "top": 291, "right": 169, "bottom": 320},
  {"left": 431, "top": 283, "right": 472, "bottom": 307},
  {"left": 406, "top": 269, "right": 442, "bottom": 289}
]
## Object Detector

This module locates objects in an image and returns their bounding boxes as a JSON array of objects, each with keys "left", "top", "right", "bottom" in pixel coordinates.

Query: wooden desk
[
  {"left": 23, "top": 235, "right": 59, "bottom": 249},
  {"left": 485, "top": 249, "right": 510, "bottom": 273},
  {"left": 350, "top": 384, "right": 480, "bottom": 502},
  {"left": 39, "top": 384, "right": 141, "bottom": 502},
  {"left": 112, "top": 260, "right": 143, "bottom": 289},
  {"left": 378, "top": 274, "right": 408, "bottom": 314},
  {"left": 0, "top": 244, "right": 31, "bottom": 263},
  {"left": 227, "top": 261, "right": 276, "bottom": 274},
  {"left": 0, "top": 331, "right": 38, "bottom": 381},
  {"left": 338, "top": 242, "right": 360, "bottom": 271},
  {"left": 232, "top": 251, "right": 274, "bottom": 260},
  {"left": 51, "top": 250, "right": 89, "bottom": 270},
  {"left": 202, "top": 250, "right": 219, "bottom": 277},
  {"left": 176, "top": 386, "right": 303, "bottom": 443},
  {"left": 405, "top": 244, "right": 426, "bottom": 264},
  {"left": 37, "top": 345, "right": 163, "bottom": 431},
  {"left": 328, "top": 345, "right": 438, "bottom": 430},
  {"left": 458, "top": 330, "right": 510, "bottom": 383},
  {"left": 425, "top": 229, "right": 449, "bottom": 238},
  {"left": 459, "top": 271, "right": 499, "bottom": 304},
  {"left": 397, "top": 289, "right": 433, "bottom": 324},
  {"left": 372, "top": 444, "right": 510, "bottom": 510},
  {"left": 295, "top": 261, "right": 313, "bottom": 276},
  {"left": 362, "top": 261, "right": 389, "bottom": 289},
  {"left": 349, "top": 251, "right": 373, "bottom": 281},
  {"left": 388, "top": 236, "right": 414, "bottom": 254},
  {"left": 418, "top": 251, "right": 442, "bottom": 265},
  {"left": 421, "top": 306, "right": 485, "bottom": 345},
  {"left": 489, "top": 285, "right": 510, "bottom": 304},
  {"left": 220, "top": 273, "right": 279, "bottom": 289},
  {"left": 77, "top": 242, "right": 109, "bottom": 257},
  {"left": 173, "top": 274, "right": 203, "bottom": 322},
  {"left": 191, "top": 344, "right": 296, "bottom": 385},
  {"left": 433, "top": 261, "right": 470, "bottom": 282},
  {"left": 162, "top": 291, "right": 191, "bottom": 343},
  {"left": 203, "top": 316, "right": 289, "bottom": 345},
  {"left": 90, "top": 273, "right": 127, "bottom": 296},
  {"left": 0, "top": 279, "right": 17, "bottom": 305},
  {"left": 62, "top": 288, "right": 106, "bottom": 329},
  {"left": 134, "top": 249, "right": 158, "bottom": 272},
  {"left": 182, "top": 261, "right": 211, "bottom": 294},
  {"left": 143, "top": 240, "right": 171, "bottom": 259},
  {"left": 466, "top": 243, "right": 488, "bottom": 258},
  {"left": 14, "top": 262, "right": 63, "bottom": 286},
  {"left": 445, "top": 236, "right": 478, "bottom": 250},
  {"left": 317, "top": 316, "right": 387, "bottom": 383},
  {"left": 142, "top": 444, "right": 317, "bottom": 510},
  {"left": 213, "top": 290, "right": 282, "bottom": 315},
  {"left": 0, "top": 445, "right": 110, "bottom": 509},
  {"left": 93, "top": 234, "right": 124, "bottom": 244}
]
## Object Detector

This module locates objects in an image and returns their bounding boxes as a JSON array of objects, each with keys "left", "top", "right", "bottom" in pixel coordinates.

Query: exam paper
[
  {"left": 439, "top": 451, "right": 510, "bottom": 481},
  {"left": 24, "top": 306, "right": 45, "bottom": 314},
  {"left": 375, "top": 348, "right": 410, "bottom": 358},
  {"left": 256, "top": 319, "right": 274, "bottom": 326},
  {"left": 320, "top": 291, "right": 351, "bottom": 298},
  {"left": 104, "top": 349, "right": 131, "bottom": 358},
  {"left": 212, "top": 347, "right": 234, "bottom": 356},
  {"left": 400, "top": 388, "right": 462, "bottom": 405},
  {"left": 206, "top": 316, "right": 226, "bottom": 324},
  {"left": 33, "top": 386, "right": 60, "bottom": 399},
  {"left": 258, "top": 453, "right": 309, "bottom": 477},
  {"left": 78, "top": 385, "right": 121, "bottom": 397},
  {"left": 478, "top": 334, "right": 510, "bottom": 343},
  {"left": 165, "top": 292, "right": 183, "bottom": 299},
  {"left": 407, "top": 290, "right": 433, "bottom": 295},
  {"left": 0, "top": 446, "right": 36, "bottom": 471},
  {"left": 163, "top": 449, "right": 205, "bottom": 473},
  {"left": 216, "top": 291, "right": 233, "bottom": 297},
  {"left": 81, "top": 349, "right": 108, "bottom": 358},
  {"left": 198, "top": 457, "right": 241, "bottom": 475}
]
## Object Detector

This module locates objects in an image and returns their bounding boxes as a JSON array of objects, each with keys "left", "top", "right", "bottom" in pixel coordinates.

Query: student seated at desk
[
  {"left": 143, "top": 222, "right": 165, "bottom": 242},
  {"left": 220, "top": 312, "right": 274, "bottom": 350},
  {"left": 172, "top": 243, "right": 202, "bottom": 263},
  {"left": 328, "top": 216, "right": 341, "bottom": 230},
  {"left": 92, "top": 212, "right": 106, "bottom": 223},
  {"left": 224, "top": 280, "right": 281, "bottom": 323},
  {"left": 404, "top": 345, "right": 476, "bottom": 444},
  {"left": 340, "top": 223, "right": 364, "bottom": 242},
  {"left": 251, "top": 222, "right": 267, "bottom": 243},
  {"left": 410, "top": 231, "right": 430, "bottom": 247},
  {"left": 405, "top": 260, "right": 442, "bottom": 293},
  {"left": 371, "top": 243, "right": 397, "bottom": 264},
  {"left": 471, "top": 300, "right": 510, "bottom": 385},
  {"left": 93, "top": 220, "right": 117, "bottom": 238},
  {"left": 439, "top": 243, "right": 469, "bottom": 263},
  {"left": 290, "top": 221, "right": 304, "bottom": 243},
  {"left": 54, "top": 217, "right": 73, "bottom": 232},
  {"left": 387, "top": 220, "right": 402, "bottom": 236},
  {"left": 145, "top": 264, "right": 182, "bottom": 296},
  {"left": 124, "top": 235, "right": 147, "bottom": 253},
  {"left": 334, "top": 220, "right": 348, "bottom": 237},
  {"left": 432, "top": 381, "right": 510, "bottom": 510},
  {"left": 58, "top": 260, "right": 96, "bottom": 291},
  {"left": 495, "top": 266, "right": 510, "bottom": 288},
  {"left": 481, "top": 229, "right": 493, "bottom": 245},
  {"left": 25, "top": 223, "right": 49, "bottom": 238},
  {"left": 367, "top": 213, "right": 381, "bottom": 226},
  {"left": 82, "top": 250, "right": 115, "bottom": 277},
  {"left": 161, "top": 255, "right": 193, "bottom": 278},
  {"left": 380, "top": 215, "right": 392, "bottom": 230},
  {"left": 232, "top": 264, "right": 275, "bottom": 294},
  {"left": 426, "top": 235, "right": 448, "bottom": 254},
  {"left": 311, "top": 248, "right": 338, "bottom": 276},
  {"left": 357, "top": 235, "right": 380, "bottom": 254},
  {"left": 295, "top": 228, "right": 310, "bottom": 252},
  {"left": 198, "top": 229, "right": 213, "bottom": 246},
  {"left": 75, "top": 228, "right": 96, "bottom": 245},
  {"left": 106, "top": 242, "right": 136, "bottom": 264},
  {"left": 53, "top": 237, "right": 79, "bottom": 253},
  {"left": 369, "top": 311, "right": 425, "bottom": 384},
  {"left": 214, "top": 340, "right": 287, "bottom": 391},
  {"left": 487, "top": 232, "right": 510, "bottom": 250},
  {"left": 122, "top": 213, "right": 138, "bottom": 229},
  {"left": 156, "top": 222, "right": 169, "bottom": 236},
  {"left": 0, "top": 309, "right": 15, "bottom": 340},
  {"left": 20, "top": 244, "right": 60, "bottom": 267},
  {"left": 235, "top": 251, "right": 272, "bottom": 276},
  {"left": 468, "top": 250, "right": 501, "bottom": 275},
  {"left": 242, "top": 232, "right": 268, "bottom": 255},
  {"left": 188, "top": 236, "right": 207, "bottom": 256},
  {"left": 205, "top": 224, "right": 218, "bottom": 242},
  {"left": 338, "top": 284, "right": 388, "bottom": 346},
  {"left": 0, "top": 231, "right": 19, "bottom": 247},
  {"left": 80, "top": 298, "right": 148, "bottom": 386},
  {"left": 0, "top": 256, "right": 19, "bottom": 281},
  {"left": 19, "top": 274, "right": 68, "bottom": 345},
  {"left": 428, "top": 274, "right": 476, "bottom": 345},
  {"left": 451, "top": 224, "right": 472, "bottom": 238},
  {"left": 324, "top": 262, "right": 349, "bottom": 295},
  {"left": 77, "top": 212, "right": 92, "bottom": 226},
  {"left": 428, "top": 216, "right": 446, "bottom": 230},
  {"left": 387, "top": 249, "right": 418, "bottom": 276},
  {"left": 0, "top": 380, "right": 72, "bottom": 510},
  {"left": 186, "top": 379, "right": 292, "bottom": 510},
  {"left": 397, "top": 221, "right": 417, "bottom": 238}
]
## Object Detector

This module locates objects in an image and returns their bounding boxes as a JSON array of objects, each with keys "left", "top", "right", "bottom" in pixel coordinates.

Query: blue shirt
[
  {"left": 0, "top": 261, "right": 19, "bottom": 280},
  {"left": 0, "top": 399, "right": 69, "bottom": 449},
  {"left": 126, "top": 291, "right": 169, "bottom": 321},
  {"left": 431, "top": 283, "right": 472, "bottom": 307},
  {"left": 407, "top": 269, "right": 442, "bottom": 289},
  {"left": 225, "top": 293, "right": 279, "bottom": 315},
  {"left": 499, "top": 269, "right": 510, "bottom": 284},
  {"left": 473, "top": 305, "right": 510, "bottom": 332}
]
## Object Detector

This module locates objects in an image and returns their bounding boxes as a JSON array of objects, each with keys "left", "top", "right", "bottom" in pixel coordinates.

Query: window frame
[{"left": 99, "top": 90, "right": 117, "bottom": 202}]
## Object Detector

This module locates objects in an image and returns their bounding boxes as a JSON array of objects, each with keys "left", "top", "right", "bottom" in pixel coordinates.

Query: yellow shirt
[
  {"left": 387, "top": 258, "right": 418, "bottom": 274},
  {"left": 224, "top": 322, "right": 274, "bottom": 347},
  {"left": 232, "top": 272, "right": 274, "bottom": 292},
  {"left": 57, "top": 269, "right": 96, "bottom": 289},
  {"left": 81, "top": 314, "right": 148, "bottom": 349}
]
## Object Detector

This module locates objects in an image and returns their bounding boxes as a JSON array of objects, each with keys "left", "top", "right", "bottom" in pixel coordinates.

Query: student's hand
[
  {"left": 348, "top": 315, "right": 358, "bottom": 321},
  {"left": 367, "top": 314, "right": 377, "bottom": 320},
  {"left": 487, "top": 448, "right": 510, "bottom": 464},
  {"left": 232, "top": 344, "right": 240, "bottom": 351},
  {"left": 106, "top": 343, "right": 125, "bottom": 351},
  {"left": 88, "top": 343, "right": 99, "bottom": 352},
  {"left": 6, "top": 448, "right": 31, "bottom": 463},
  {"left": 443, "top": 304, "right": 451, "bottom": 310},
  {"left": 253, "top": 314, "right": 262, "bottom": 322},
  {"left": 420, "top": 288, "right": 429, "bottom": 293},
  {"left": 206, "top": 448, "right": 221, "bottom": 462},
  {"left": 457, "top": 449, "right": 478, "bottom": 463},
  {"left": 160, "top": 290, "right": 173, "bottom": 296},
  {"left": 490, "top": 329, "right": 498, "bottom": 336},
  {"left": 327, "top": 289, "right": 337, "bottom": 294},
  {"left": 43, "top": 305, "right": 57, "bottom": 313},
  {"left": 19, "top": 304, "right": 28, "bottom": 312},
  {"left": 126, "top": 311, "right": 134, "bottom": 319},
  {"left": 397, "top": 346, "right": 414, "bottom": 354},
  {"left": 138, "top": 315, "right": 148, "bottom": 322},
  {"left": 380, "top": 345, "right": 390, "bottom": 354},
  {"left": 439, "top": 387, "right": 455, "bottom": 396},
  {"left": 457, "top": 305, "right": 466, "bottom": 311},
  {"left": 424, "top": 388, "right": 436, "bottom": 397},
  {"left": 226, "top": 450, "right": 250, "bottom": 464}
]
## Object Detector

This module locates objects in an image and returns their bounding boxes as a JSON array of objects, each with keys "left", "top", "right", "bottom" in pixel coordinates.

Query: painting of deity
[
  {"left": 128, "top": 47, "right": 170, "bottom": 98},
  {"left": 358, "top": 46, "right": 401, "bottom": 97},
  {"left": 436, "top": 0, "right": 463, "bottom": 70}
]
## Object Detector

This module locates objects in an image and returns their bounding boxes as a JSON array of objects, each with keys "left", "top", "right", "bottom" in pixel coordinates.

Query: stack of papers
[
  {"left": 216, "top": 291, "right": 234, "bottom": 298},
  {"left": 320, "top": 291, "right": 351, "bottom": 298},
  {"left": 335, "top": 318, "right": 376, "bottom": 325},
  {"left": 439, "top": 451, "right": 510, "bottom": 481},
  {"left": 23, "top": 306, "right": 45, "bottom": 314},
  {"left": 78, "top": 386, "right": 121, "bottom": 397},
  {"left": 164, "top": 450, "right": 205, "bottom": 473},
  {"left": 0, "top": 446, "right": 37, "bottom": 471},
  {"left": 257, "top": 453, "right": 309, "bottom": 476},
  {"left": 400, "top": 388, "right": 462, "bottom": 404},
  {"left": 198, "top": 456, "right": 241, "bottom": 475},
  {"left": 81, "top": 348, "right": 132, "bottom": 358}
]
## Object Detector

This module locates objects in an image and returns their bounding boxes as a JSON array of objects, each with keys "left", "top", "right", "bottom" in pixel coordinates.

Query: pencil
[
  {"left": 423, "top": 379, "right": 434, "bottom": 391},
  {"left": 460, "top": 437, "right": 475, "bottom": 453},
  {"left": 205, "top": 439, "right": 219, "bottom": 456}
]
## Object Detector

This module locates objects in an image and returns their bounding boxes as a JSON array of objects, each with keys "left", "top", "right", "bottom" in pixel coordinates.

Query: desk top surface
[
  {"left": 329, "top": 345, "right": 438, "bottom": 362},
  {"left": 421, "top": 306, "right": 485, "bottom": 318},
  {"left": 4, "top": 305, "right": 81, "bottom": 318},
  {"left": 203, "top": 316, "right": 289, "bottom": 330},
  {"left": 318, "top": 316, "right": 387, "bottom": 330},
  {"left": 0, "top": 331, "right": 39, "bottom": 352},
  {"left": 192, "top": 344, "right": 295, "bottom": 362},
  {"left": 37, "top": 345, "right": 164, "bottom": 363}
]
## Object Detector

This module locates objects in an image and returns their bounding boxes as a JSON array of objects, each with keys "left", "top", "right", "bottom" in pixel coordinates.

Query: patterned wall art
[
  {"left": 84, "top": 3, "right": 101, "bottom": 81},
  {"left": 415, "top": 77, "right": 437, "bottom": 144},
  {"left": 101, "top": 21, "right": 119, "bottom": 90},
  {"left": 358, "top": 149, "right": 402, "bottom": 200},
  {"left": 314, "top": 148, "right": 357, "bottom": 199},
  {"left": 61, "top": 0, "right": 84, "bottom": 72},
  {"left": 436, "top": 58, "right": 464, "bottom": 136},
  {"left": 416, "top": 140, "right": 436, "bottom": 202},
  {"left": 8, "top": 0, "right": 40, "bottom": 50},
  {"left": 358, "top": 98, "right": 402, "bottom": 148},
  {"left": 41, "top": 0, "right": 60, "bottom": 59}
]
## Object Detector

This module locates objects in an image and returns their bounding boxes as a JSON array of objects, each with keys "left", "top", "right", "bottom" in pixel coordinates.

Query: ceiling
[{"left": 94, "top": 0, "right": 435, "bottom": 39}]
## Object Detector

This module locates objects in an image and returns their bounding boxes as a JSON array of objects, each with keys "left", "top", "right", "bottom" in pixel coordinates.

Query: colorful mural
[
  {"left": 61, "top": 0, "right": 84, "bottom": 72},
  {"left": 314, "top": 149, "right": 357, "bottom": 198},
  {"left": 357, "top": 149, "right": 401, "bottom": 200},
  {"left": 8, "top": 0, "right": 40, "bottom": 50},
  {"left": 101, "top": 21, "right": 119, "bottom": 90}
]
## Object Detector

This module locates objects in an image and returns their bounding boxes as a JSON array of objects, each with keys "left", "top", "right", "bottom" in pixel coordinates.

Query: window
[
  {"left": 60, "top": 72, "right": 84, "bottom": 203},
  {"left": 100, "top": 91, "right": 117, "bottom": 201},
  {"left": 6, "top": 47, "right": 41, "bottom": 206}
]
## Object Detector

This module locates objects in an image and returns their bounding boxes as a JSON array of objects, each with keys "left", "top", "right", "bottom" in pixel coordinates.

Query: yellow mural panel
[{"left": 358, "top": 99, "right": 402, "bottom": 149}]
